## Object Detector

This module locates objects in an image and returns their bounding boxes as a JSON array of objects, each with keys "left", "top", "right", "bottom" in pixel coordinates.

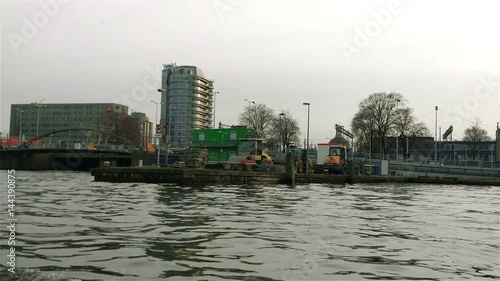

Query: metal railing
[
  {"left": 0, "top": 137, "right": 136, "bottom": 152},
  {"left": 355, "top": 156, "right": 500, "bottom": 178},
  {"left": 389, "top": 162, "right": 500, "bottom": 178}
]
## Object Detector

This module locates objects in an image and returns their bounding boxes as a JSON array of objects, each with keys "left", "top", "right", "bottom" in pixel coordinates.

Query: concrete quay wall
[{"left": 91, "top": 167, "right": 500, "bottom": 186}]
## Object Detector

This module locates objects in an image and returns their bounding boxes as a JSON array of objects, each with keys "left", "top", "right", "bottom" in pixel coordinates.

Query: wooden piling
[
  {"left": 347, "top": 161, "right": 354, "bottom": 184},
  {"left": 285, "top": 151, "right": 295, "bottom": 186},
  {"left": 131, "top": 148, "right": 141, "bottom": 167}
]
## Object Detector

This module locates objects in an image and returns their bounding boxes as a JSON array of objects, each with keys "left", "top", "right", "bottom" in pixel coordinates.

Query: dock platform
[{"left": 90, "top": 167, "right": 500, "bottom": 186}]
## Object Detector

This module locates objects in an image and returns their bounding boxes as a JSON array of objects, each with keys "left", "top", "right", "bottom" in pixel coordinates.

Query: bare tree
[
  {"left": 351, "top": 92, "right": 403, "bottom": 156},
  {"left": 238, "top": 103, "right": 275, "bottom": 138},
  {"left": 351, "top": 93, "right": 432, "bottom": 156},
  {"left": 99, "top": 113, "right": 141, "bottom": 146},
  {"left": 409, "top": 122, "right": 431, "bottom": 137},
  {"left": 351, "top": 108, "right": 375, "bottom": 153},
  {"left": 393, "top": 107, "right": 431, "bottom": 137},
  {"left": 269, "top": 110, "right": 301, "bottom": 152},
  {"left": 462, "top": 118, "right": 492, "bottom": 161},
  {"left": 463, "top": 118, "right": 492, "bottom": 141}
]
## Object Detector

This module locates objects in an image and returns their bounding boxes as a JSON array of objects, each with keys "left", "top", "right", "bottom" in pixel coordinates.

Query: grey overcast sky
[{"left": 1, "top": 0, "right": 499, "bottom": 142}]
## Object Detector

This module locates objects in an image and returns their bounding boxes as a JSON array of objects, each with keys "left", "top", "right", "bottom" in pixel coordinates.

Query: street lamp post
[
  {"left": 244, "top": 99, "right": 255, "bottom": 108},
  {"left": 151, "top": 100, "right": 163, "bottom": 166},
  {"left": 157, "top": 88, "right": 175, "bottom": 165},
  {"left": 16, "top": 108, "right": 25, "bottom": 143},
  {"left": 279, "top": 112, "right": 285, "bottom": 152},
  {"left": 213, "top": 91, "right": 219, "bottom": 129},
  {"left": 434, "top": 106, "right": 438, "bottom": 163},
  {"left": 244, "top": 98, "right": 257, "bottom": 151},
  {"left": 31, "top": 101, "right": 46, "bottom": 138},
  {"left": 303, "top": 102, "right": 310, "bottom": 174},
  {"left": 369, "top": 129, "right": 374, "bottom": 168},
  {"left": 395, "top": 99, "right": 400, "bottom": 161},
  {"left": 406, "top": 137, "right": 409, "bottom": 162},
  {"left": 166, "top": 105, "right": 176, "bottom": 165},
  {"left": 151, "top": 100, "right": 159, "bottom": 125}
]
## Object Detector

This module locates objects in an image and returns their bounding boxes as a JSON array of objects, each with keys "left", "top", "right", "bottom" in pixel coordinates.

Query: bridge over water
[{"left": 0, "top": 128, "right": 163, "bottom": 170}]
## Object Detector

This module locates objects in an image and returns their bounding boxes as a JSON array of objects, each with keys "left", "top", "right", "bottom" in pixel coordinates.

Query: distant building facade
[
  {"left": 383, "top": 136, "right": 496, "bottom": 166},
  {"left": 9, "top": 103, "right": 128, "bottom": 143},
  {"left": 131, "top": 112, "right": 153, "bottom": 148},
  {"left": 160, "top": 63, "right": 214, "bottom": 147},
  {"left": 438, "top": 140, "right": 495, "bottom": 165}
]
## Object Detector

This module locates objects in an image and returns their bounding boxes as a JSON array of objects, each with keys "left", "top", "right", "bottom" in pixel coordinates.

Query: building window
[{"left": 230, "top": 131, "right": 237, "bottom": 140}]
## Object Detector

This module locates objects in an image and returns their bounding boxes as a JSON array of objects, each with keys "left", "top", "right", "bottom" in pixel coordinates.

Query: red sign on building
[{"left": 105, "top": 105, "right": 113, "bottom": 113}]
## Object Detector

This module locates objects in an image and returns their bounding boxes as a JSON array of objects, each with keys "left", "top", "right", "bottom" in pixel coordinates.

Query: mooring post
[
  {"left": 285, "top": 151, "right": 295, "bottom": 186},
  {"left": 131, "top": 148, "right": 140, "bottom": 167},
  {"left": 347, "top": 161, "right": 354, "bottom": 184}
]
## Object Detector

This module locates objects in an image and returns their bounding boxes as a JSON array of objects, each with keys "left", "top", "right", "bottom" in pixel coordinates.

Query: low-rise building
[
  {"left": 383, "top": 136, "right": 496, "bottom": 166},
  {"left": 9, "top": 103, "right": 128, "bottom": 144}
]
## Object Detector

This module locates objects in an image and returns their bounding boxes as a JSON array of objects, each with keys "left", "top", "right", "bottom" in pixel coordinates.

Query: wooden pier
[{"left": 90, "top": 166, "right": 500, "bottom": 186}]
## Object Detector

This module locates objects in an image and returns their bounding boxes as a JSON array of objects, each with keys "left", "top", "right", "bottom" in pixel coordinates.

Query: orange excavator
[
  {"left": 313, "top": 124, "right": 354, "bottom": 175},
  {"left": 325, "top": 151, "right": 341, "bottom": 165},
  {"left": 327, "top": 146, "right": 347, "bottom": 174}
]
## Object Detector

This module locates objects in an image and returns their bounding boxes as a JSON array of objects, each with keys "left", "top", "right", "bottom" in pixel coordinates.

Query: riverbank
[{"left": 90, "top": 167, "right": 500, "bottom": 186}]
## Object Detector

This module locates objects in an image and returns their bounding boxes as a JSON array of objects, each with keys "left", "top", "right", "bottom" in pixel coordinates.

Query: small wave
[{"left": 0, "top": 269, "right": 81, "bottom": 281}]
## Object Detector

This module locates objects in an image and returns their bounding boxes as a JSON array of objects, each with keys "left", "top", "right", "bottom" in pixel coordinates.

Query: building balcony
[{"left": 193, "top": 81, "right": 213, "bottom": 90}]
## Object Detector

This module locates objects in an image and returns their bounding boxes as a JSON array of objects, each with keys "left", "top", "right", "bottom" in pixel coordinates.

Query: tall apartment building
[
  {"left": 9, "top": 103, "right": 128, "bottom": 142},
  {"left": 160, "top": 63, "right": 214, "bottom": 147}
]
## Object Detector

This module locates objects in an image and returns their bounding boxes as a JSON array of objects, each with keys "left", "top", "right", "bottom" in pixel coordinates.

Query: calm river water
[{"left": 0, "top": 171, "right": 499, "bottom": 280}]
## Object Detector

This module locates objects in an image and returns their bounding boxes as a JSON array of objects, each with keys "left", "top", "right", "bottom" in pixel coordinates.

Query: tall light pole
[
  {"left": 435, "top": 106, "right": 438, "bottom": 163},
  {"left": 244, "top": 99, "right": 255, "bottom": 108},
  {"left": 406, "top": 137, "right": 409, "bottom": 162},
  {"left": 244, "top": 99, "right": 256, "bottom": 139},
  {"left": 279, "top": 112, "right": 285, "bottom": 152},
  {"left": 150, "top": 100, "right": 166, "bottom": 143},
  {"left": 150, "top": 100, "right": 160, "bottom": 125},
  {"left": 151, "top": 100, "right": 163, "bottom": 166},
  {"left": 158, "top": 88, "right": 175, "bottom": 165},
  {"left": 165, "top": 105, "right": 176, "bottom": 165},
  {"left": 31, "top": 99, "right": 45, "bottom": 138},
  {"left": 303, "top": 102, "right": 310, "bottom": 174},
  {"left": 16, "top": 108, "right": 25, "bottom": 143},
  {"left": 395, "top": 98, "right": 400, "bottom": 161},
  {"left": 213, "top": 91, "right": 219, "bottom": 128}
]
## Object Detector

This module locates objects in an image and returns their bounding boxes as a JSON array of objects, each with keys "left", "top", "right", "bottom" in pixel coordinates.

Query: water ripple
[{"left": 0, "top": 171, "right": 498, "bottom": 280}]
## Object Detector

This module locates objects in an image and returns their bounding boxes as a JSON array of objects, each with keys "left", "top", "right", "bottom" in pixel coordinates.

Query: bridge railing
[{"left": 0, "top": 137, "right": 139, "bottom": 152}]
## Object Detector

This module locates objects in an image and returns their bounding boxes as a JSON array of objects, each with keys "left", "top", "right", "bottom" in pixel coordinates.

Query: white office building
[{"left": 159, "top": 63, "right": 214, "bottom": 147}]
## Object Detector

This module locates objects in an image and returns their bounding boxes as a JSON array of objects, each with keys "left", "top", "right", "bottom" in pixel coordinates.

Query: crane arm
[{"left": 335, "top": 124, "right": 354, "bottom": 139}]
